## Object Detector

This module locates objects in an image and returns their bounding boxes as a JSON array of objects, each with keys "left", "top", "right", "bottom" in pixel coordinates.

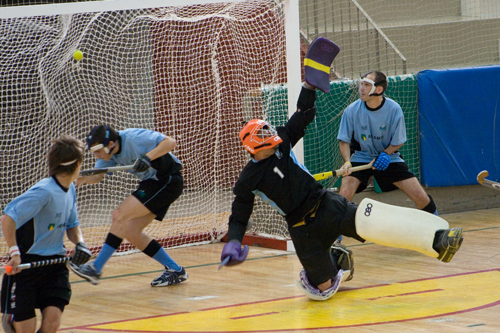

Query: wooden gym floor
[{"left": 49, "top": 207, "right": 500, "bottom": 332}]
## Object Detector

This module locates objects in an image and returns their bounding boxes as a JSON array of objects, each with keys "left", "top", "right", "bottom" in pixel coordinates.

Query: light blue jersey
[
  {"left": 337, "top": 97, "right": 406, "bottom": 163},
  {"left": 95, "top": 128, "right": 182, "bottom": 181},
  {"left": 4, "top": 177, "right": 79, "bottom": 256}
]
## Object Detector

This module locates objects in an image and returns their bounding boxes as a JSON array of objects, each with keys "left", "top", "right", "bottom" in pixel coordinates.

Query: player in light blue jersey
[
  {"left": 69, "top": 125, "right": 187, "bottom": 287},
  {"left": 1, "top": 135, "right": 91, "bottom": 333},
  {"left": 337, "top": 71, "right": 437, "bottom": 215}
]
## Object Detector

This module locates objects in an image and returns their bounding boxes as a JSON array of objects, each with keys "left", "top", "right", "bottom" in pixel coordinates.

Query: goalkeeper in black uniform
[{"left": 220, "top": 39, "right": 463, "bottom": 300}]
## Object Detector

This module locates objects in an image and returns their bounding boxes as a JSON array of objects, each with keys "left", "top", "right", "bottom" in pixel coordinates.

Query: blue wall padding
[{"left": 418, "top": 66, "right": 500, "bottom": 187}]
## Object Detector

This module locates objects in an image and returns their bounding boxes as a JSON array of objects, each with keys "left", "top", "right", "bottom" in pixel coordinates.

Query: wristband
[
  {"left": 344, "top": 161, "right": 352, "bottom": 166},
  {"left": 9, "top": 245, "right": 20, "bottom": 256}
]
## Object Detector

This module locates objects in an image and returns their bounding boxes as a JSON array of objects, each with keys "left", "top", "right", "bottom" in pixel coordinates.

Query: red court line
[
  {"left": 230, "top": 312, "right": 280, "bottom": 320},
  {"left": 365, "top": 288, "right": 443, "bottom": 301}
]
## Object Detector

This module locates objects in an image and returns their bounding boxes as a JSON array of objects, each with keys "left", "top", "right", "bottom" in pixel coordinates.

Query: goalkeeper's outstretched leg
[
  {"left": 355, "top": 198, "right": 464, "bottom": 262},
  {"left": 293, "top": 196, "right": 464, "bottom": 301}
]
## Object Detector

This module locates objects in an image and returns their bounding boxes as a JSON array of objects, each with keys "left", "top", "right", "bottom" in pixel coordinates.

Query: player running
[{"left": 69, "top": 126, "right": 187, "bottom": 287}]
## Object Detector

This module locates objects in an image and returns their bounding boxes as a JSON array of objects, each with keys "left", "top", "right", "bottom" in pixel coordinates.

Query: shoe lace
[
  {"left": 82, "top": 263, "right": 97, "bottom": 275},
  {"left": 159, "top": 270, "right": 178, "bottom": 283}
]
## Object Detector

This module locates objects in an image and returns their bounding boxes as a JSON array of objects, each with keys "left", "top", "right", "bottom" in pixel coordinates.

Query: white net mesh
[
  {"left": 300, "top": 0, "right": 500, "bottom": 79},
  {"left": 3, "top": 0, "right": 500, "bottom": 261},
  {"left": 303, "top": 75, "right": 419, "bottom": 194},
  {"left": 0, "top": 0, "right": 290, "bottom": 261},
  {"left": 298, "top": 0, "right": 500, "bottom": 192}
]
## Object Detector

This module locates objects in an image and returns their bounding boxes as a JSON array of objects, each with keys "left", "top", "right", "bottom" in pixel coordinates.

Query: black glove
[
  {"left": 133, "top": 154, "right": 151, "bottom": 172},
  {"left": 71, "top": 242, "right": 92, "bottom": 265}
]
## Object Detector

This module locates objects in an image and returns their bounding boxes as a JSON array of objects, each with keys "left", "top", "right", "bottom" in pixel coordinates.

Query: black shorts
[
  {"left": 288, "top": 191, "right": 364, "bottom": 287},
  {"left": 349, "top": 162, "right": 415, "bottom": 193},
  {"left": 132, "top": 173, "right": 183, "bottom": 220},
  {"left": 1, "top": 254, "right": 71, "bottom": 319}
]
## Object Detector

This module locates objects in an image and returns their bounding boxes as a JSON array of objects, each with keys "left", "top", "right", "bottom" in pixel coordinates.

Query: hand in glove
[
  {"left": 71, "top": 242, "right": 92, "bottom": 265},
  {"left": 133, "top": 154, "right": 151, "bottom": 172},
  {"left": 220, "top": 240, "right": 249, "bottom": 267}
]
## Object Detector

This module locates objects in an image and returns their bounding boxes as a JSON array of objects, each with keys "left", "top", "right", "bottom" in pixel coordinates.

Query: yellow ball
[{"left": 73, "top": 50, "right": 83, "bottom": 61}]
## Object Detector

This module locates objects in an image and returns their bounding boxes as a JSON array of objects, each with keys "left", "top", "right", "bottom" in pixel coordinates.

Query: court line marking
[{"left": 62, "top": 267, "right": 500, "bottom": 332}]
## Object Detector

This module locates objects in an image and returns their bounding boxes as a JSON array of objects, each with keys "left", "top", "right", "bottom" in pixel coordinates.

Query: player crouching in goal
[{"left": 218, "top": 38, "right": 464, "bottom": 301}]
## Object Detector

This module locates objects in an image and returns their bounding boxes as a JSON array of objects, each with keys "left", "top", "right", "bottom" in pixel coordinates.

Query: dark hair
[
  {"left": 47, "top": 135, "right": 85, "bottom": 177},
  {"left": 86, "top": 125, "right": 119, "bottom": 150},
  {"left": 362, "top": 70, "right": 388, "bottom": 93}
]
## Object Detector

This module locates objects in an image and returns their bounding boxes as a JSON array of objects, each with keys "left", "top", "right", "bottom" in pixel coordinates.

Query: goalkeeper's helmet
[{"left": 239, "top": 119, "right": 283, "bottom": 154}]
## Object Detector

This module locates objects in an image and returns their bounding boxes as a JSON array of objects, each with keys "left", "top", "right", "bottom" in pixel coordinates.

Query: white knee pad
[{"left": 355, "top": 198, "right": 449, "bottom": 258}]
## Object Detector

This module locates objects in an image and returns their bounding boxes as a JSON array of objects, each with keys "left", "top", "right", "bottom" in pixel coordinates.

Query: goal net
[
  {"left": 0, "top": 0, "right": 295, "bottom": 261},
  {"left": 300, "top": 0, "right": 500, "bottom": 79},
  {"left": 297, "top": 0, "right": 500, "bottom": 193},
  {"left": 303, "top": 75, "right": 419, "bottom": 193},
  {"left": 5, "top": 0, "right": 497, "bottom": 261}
]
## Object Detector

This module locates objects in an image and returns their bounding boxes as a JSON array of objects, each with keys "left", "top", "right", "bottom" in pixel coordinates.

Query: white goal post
[{"left": 0, "top": 0, "right": 303, "bottom": 261}]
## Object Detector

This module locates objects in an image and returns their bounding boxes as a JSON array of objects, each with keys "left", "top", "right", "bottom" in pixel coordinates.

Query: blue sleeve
[
  {"left": 390, "top": 110, "right": 407, "bottom": 146},
  {"left": 337, "top": 106, "right": 353, "bottom": 143},
  {"left": 4, "top": 187, "right": 48, "bottom": 228},
  {"left": 130, "top": 129, "right": 165, "bottom": 154}
]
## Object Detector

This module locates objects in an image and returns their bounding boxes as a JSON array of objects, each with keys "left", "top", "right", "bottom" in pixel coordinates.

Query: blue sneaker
[
  {"left": 69, "top": 261, "right": 101, "bottom": 285},
  {"left": 151, "top": 266, "right": 188, "bottom": 287}
]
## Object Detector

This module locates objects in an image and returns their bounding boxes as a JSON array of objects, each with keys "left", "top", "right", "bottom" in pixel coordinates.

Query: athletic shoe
[
  {"left": 69, "top": 261, "right": 101, "bottom": 285},
  {"left": 151, "top": 266, "right": 188, "bottom": 287},
  {"left": 1, "top": 313, "right": 15, "bottom": 333},
  {"left": 433, "top": 227, "right": 464, "bottom": 263}
]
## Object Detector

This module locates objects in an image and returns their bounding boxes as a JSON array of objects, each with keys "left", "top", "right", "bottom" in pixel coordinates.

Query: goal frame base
[{"left": 221, "top": 233, "right": 295, "bottom": 251}]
